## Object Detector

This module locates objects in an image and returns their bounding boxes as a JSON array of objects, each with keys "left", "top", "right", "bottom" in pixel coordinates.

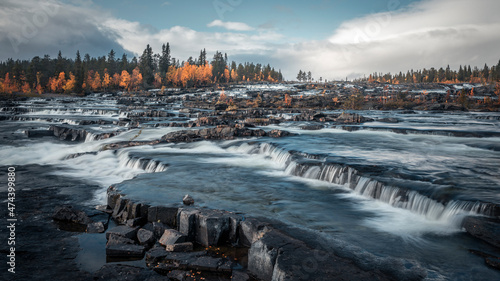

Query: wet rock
[
  {"left": 239, "top": 218, "right": 272, "bottom": 247},
  {"left": 300, "top": 125, "right": 324, "bottom": 130},
  {"left": 87, "top": 222, "right": 106, "bottom": 233},
  {"left": 195, "top": 209, "right": 231, "bottom": 247},
  {"left": 335, "top": 112, "right": 374, "bottom": 124},
  {"left": 486, "top": 257, "right": 500, "bottom": 270},
  {"left": 148, "top": 206, "right": 178, "bottom": 227},
  {"left": 267, "top": 129, "right": 293, "bottom": 138},
  {"left": 24, "top": 129, "right": 54, "bottom": 138},
  {"left": 166, "top": 242, "right": 194, "bottom": 252},
  {"left": 143, "top": 221, "right": 170, "bottom": 239},
  {"left": 463, "top": 216, "right": 500, "bottom": 248},
  {"left": 159, "top": 229, "right": 187, "bottom": 246},
  {"left": 105, "top": 244, "right": 146, "bottom": 258},
  {"left": 53, "top": 205, "right": 92, "bottom": 225},
  {"left": 93, "top": 264, "right": 165, "bottom": 281},
  {"left": 111, "top": 197, "right": 128, "bottom": 220},
  {"left": 106, "top": 225, "right": 139, "bottom": 240},
  {"left": 167, "top": 270, "right": 190, "bottom": 280},
  {"left": 137, "top": 228, "right": 155, "bottom": 247},
  {"left": 178, "top": 208, "right": 200, "bottom": 241},
  {"left": 107, "top": 186, "right": 121, "bottom": 210},
  {"left": 107, "top": 233, "right": 136, "bottom": 246},
  {"left": 50, "top": 125, "right": 88, "bottom": 141},
  {"left": 183, "top": 194, "right": 194, "bottom": 206},
  {"left": 378, "top": 117, "right": 400, "bottom": 123}
]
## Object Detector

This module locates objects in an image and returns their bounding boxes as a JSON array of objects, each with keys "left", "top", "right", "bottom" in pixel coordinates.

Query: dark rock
[
  {"left": 463, "top": 216, "right": 500, "bottom": 248},
  {"left": 178, "top": 208, "right": 200, "bottom": 241},
  {"left": 126, "top": 217, "right": 146, "bottom": 227},
  {"left": 486, "top": 257, "right": 500, "bottom": 270},
  {"left": 166, "top": 242, "right": 194, "bottom": 252},
  {"left": 137, "top": 228, "right": 156, "bottom": 247},
  {"left": 93, "top": 264, "right": 165, "bottom": 281},
  {"left": 107, "top": 233, "right": 136, "bottom": 246},
  {"left": 24, "top": 129, "right": 54, "bottom": 138},
  {"left": 167, "top": 270, "right": 190, "bottom": 281},
  {"left": 335, "top": 112, "right": 374, "bottom": 124},
  {"left": 183, "top": 194, "right": 194, "bottom": 206},
  {"left": 195, "top": 209, "right": 231, "bottom": 247},
  {"left": 145, "top": 246, "right": 170, "bottom": 264},
  {"left": 267, "top": 129, "right": 293, "bottom": 138},
  {"left": 53, "top": 205, "right": 92, "bottom": 225},
  {"left": 106, "top": 225, "right": 139, "bottom": 240},
  {"left": 107, "top": 186, "right": 121, "bottom": 210},
  {"left": 239, "top": 218, "right": 272, "bottom": 247},
  {"left": 148, "top": 206, "right": 179, "bottom": 227},
  {"left": 86, "top": 222, "right": 106, "bottom": 233},
  {"left": 96, "top": 204, "right": 113, "bottom": 214},
  {"left": 378, "top": 117, "right": 400, "bottom": 123},
  {"left": 111, "top": 197, "right": 128, "bottom": 220},
  {"left": 105, "top": 244, "right": 145, "bottom": 258},
  {"left": 159, "top": 229, "right": 187, "bottom": 246},
  {"left": 300, "top": 125, "right": 324, "bottom": 130},
  {"left": 143, "top": 221, "right": 170, "bottom": 240},
  {"left": 50, "top": 125, "right": 88, "bottom": 141}
]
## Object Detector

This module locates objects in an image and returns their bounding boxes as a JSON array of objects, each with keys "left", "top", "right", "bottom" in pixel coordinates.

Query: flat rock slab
[
  {"left": 87, "top": 221, "right": 106, "bottom": 233},
  {"left": 106, "top": 225, "right": 139, "bottom": 240},
  {"left": 107, "top": 233, "right": 136, "bottom": 246},
  {"left": 463, "top": 216, "right": 500, "bottom": 248},
  {"left": 148, "top": 206, "right": 179, "bottom": 227},
  {"left": 53, "top": 205, "right": 92, "bottom": 225},
  {"left": 106, "top": 244, "right": 145, "bottom": 258},
  {"left": 137, "top": 228, "right": 156, "bottom": 246},
  {"left": 166, "top": 242, "right": 194, "bottom": 252}
]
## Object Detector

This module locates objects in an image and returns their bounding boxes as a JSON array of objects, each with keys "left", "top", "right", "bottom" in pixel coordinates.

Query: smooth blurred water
[{"left": 1, "top": 96, "right": 500, "bottom": 280}]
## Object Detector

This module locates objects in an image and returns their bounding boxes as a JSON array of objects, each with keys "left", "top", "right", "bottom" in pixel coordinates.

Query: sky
[{"left": 1, "top": 0, "right": 499, "bottom": 80}]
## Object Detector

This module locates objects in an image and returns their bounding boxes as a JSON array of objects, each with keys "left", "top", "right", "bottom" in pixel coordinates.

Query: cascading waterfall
[
  {"left": 116, "top": 150, "right": 168, "bottom": 173},
  {"left": 242, "top": 142, "right": 495, "bottom": 226}
]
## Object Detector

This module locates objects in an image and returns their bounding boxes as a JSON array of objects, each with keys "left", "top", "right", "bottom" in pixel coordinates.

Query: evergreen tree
[
  {"left": 139, "top": 44, "right": 155, "bottom": 86},
  {"left": 74, "top": 51, "right": 83, "bottom": 93},
  {"left": 55, "top": 50, "right": 64, "bottom": 76},
  {"left": 211, "top": 51, "right": 226, "bottom": 82},
  {"left": 159, "top": 43, "right": 171, "bottom": 74},
  {"left": 297, "top": 70, "right": 303, "bottom": 82},
  {"left": 120, "top": 54, "right": 128, "bottom": 73},
  {"left": 107, "top": 49, "right": 116, "bottom": 74}
]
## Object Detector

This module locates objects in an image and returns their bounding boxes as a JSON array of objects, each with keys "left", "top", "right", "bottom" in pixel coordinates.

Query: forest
[
  {"left": 358, "top": 61, "right": 500, "bottom": 84},
  {"left": 0, "top": 43, "right": 283, "bottom": 94}
]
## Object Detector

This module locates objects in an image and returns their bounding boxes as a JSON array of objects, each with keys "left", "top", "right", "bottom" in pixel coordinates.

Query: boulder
[
  {"left": 106, "top": 225, "right": 139, "bottom": 240},
  {"left": 301, "top": 125, "right": 324, "bottom": 130},
  {"left": 143, "top": 222, "right": 170, "bottom": 240},
  {"left": 105, "top": 244, "right": 145, "bottom": 258},
  {"left": 239, "top": 218, "right": 271, "bottom": 247},
  {"left": 159, "top": 229, "right": 187, "bottom": 246},
  {"left": 148, "top": 206, "right": 178, "bottom": 227},
  {"left": 166, "top": 242, "right": 194, "bottom": 252},
  {"left": 183, "top": 194, "right": 194, "bottom": 206},
  {"left": 107, "top": 233, "right": 135, "bottom": 246},
  {"left": 53, "top": 205, "right": 92, "bottom": 225},
  {"left": 267, "top": 129, "right": 293, "bottom": 138},
  {"left": 178, "top": 208, "right": 200, "bottom": 241},
  {"left": 195, "top": 209, "right": 231, "bottom": 247},
  {"left": 87, "top": 222, "right": 106, "bottom": 233},
  {"left": 463, "top": 216, "right": 500, "bottom": 248},
  {"left": 137, "top": 228, "right": 155, "bottom": 247}
]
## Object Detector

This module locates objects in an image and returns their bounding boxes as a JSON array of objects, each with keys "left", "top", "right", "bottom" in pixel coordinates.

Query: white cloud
[
  {"left": 1, "top": 0, "right": 499, "bottom": 81},
  {"left": 207, "top": 20, "right": 254, "bottom": 31}
]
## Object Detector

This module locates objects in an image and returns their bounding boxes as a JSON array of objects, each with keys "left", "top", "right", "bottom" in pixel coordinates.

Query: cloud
[
  {"left": 161, "top": 1, "right": 171, "bottom": 6},
  {"left": 1, "top": 0, "right": 499, "bottom": 82},
  {"left": 0, "top": 0, "right": 129, "bottom": 60},
  {"left": 207, "top": 20, "right": 254, "bottom": 31}
]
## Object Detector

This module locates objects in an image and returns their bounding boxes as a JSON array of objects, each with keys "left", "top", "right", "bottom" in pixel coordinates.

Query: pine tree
[
  {"left": 140, "top": 44, "right": 155, "bottom": 86},
  {"left": 159, "top": 43, "right": 171, "bottom": 74},
  {"left": 74, "top": 51, "right": 83, "bottom": 93}
]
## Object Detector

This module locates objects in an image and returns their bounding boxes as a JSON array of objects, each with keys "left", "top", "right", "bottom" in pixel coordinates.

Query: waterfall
[
  {"left": 242, "top": 142, "right": 495, "bottom": 225},
  {"left": 116, "top": 150, "right": 168, "bottom": 173}
]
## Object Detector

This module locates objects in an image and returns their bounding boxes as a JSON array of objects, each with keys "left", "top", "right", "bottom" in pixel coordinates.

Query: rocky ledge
[{"left": 48, "top": 186, "right": 432, "bottom": 280}]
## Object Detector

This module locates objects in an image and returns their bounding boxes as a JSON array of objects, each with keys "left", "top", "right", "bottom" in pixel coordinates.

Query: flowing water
[{"left": 1, "top": 91, "right": 499, "bottom": 280}]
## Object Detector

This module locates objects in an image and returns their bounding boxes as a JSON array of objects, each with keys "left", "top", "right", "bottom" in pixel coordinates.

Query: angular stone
[
  {"left": 183, "top": 194, "right": 194, "bottom": 205},
  {"left": 111, "top": 197, "right": 127, "bottom": 219},
  {"left": 143, "top": 222, "right": 170, "bottom": 240},
  {"left": 137, "top": 228, "right": 155, "bottom": 246},
  {"left": 106, "top": 186, "right": 121, "bottom": 210},
  {"left": 239, "top": 217, "right": 271, "bottom": 247},
  {"left": 166, "top": 242, "right": 193, "bottom": 252},
  {"left": 248, "top": 231, "right": 290, "bottom": 281},
  {"left": 106, "top": 244, "right": 145, "bottom": 258},
  {"left": 87, "top": 222, "right": 106, "bottom": 233},
  {"left": 107, "top": 233, "right": 135, "bottom": 246},
  {"left": 145, "top": 246, "right": 169, "bottom": 264},
  {"left": 106, "top": 225, "right": 139, "bottom": 240},
  {"left": 178, "top": 208, "right": 200, "bottom": 241},
  {"left": 53, "top": 205, "right": 92, "bottom": 225},
  {"left": 126, "top": 217, "right": 146, "bottom": 228},
  {"left": 463, "top": 216, "right": 500, "bottom": 248},
  {"left": 167, "top": 270, "right": 190, "bottom": 281},
  {"left": 148, "top": 206, "right": 178, "bottom": 227},
  {"left": 195, "top": 209, "right": 230, "bottom": 247},
  {"left": 159, "top": 229, "right": 187, "bottom": 246}
]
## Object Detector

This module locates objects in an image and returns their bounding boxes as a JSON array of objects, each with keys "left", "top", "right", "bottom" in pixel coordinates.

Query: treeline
[
  {"left": 358, "top": 60, "right": 500, "bottom": 84},
  {"left": 0, "top": 44, "right": 283, "bottom": 94}
]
